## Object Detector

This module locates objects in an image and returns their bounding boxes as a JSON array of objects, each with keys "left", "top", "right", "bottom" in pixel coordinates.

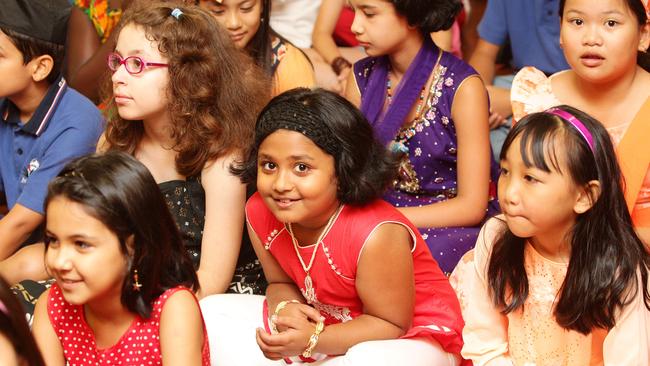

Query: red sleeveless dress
[{"left": 246, "top": 193, "right": 465, "bottom": 358}]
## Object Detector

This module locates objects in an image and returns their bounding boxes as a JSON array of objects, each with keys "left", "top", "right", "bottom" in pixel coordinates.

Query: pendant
[{"left": 303, "top": 272, "right": 316, "bottom": 304}]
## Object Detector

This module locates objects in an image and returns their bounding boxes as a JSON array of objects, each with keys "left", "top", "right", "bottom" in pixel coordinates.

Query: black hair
[
  {"left": 559, "top": 0, "right": 650, "bottom": 72},
  {"left": 390, "top": 0, "right": 462, "bottom": 33},
  {"left": 233, "top": 88, "right": 398, "bottom": 205},
  {"left": 488, "top": 105, "right": 650, "bottom": 334},
  {"left": 0, "top": 276, "right": 46, "bottom": 366},
  {"left": 0, "top": 27, "right": 64, "bottom": 84},
  {"left": 44, "top": 151, "right": 199, "bottom": 319}
]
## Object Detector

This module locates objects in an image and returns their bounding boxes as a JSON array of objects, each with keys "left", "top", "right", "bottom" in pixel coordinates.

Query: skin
[
  {"left": 32, "top": 197, "right": 205, "bottom": 365},
  {"left": 198, "top": 0, "right": 262, "bottom": 49},
  {"left": 111, "top": 23, "right": 244, "bottom": 297},
  {"left": 0, "top": 30, "right": 54, "bottom": 280},
  {"left": 345, "top": 0, "right": 493, "bottom": 229},
  {"left": 499, "top": 136, "right": 599, "bottom": 262},
  {"left": 252, "top": 130, "right": 415, "bottom": 358},
  {"left": 0, "top": 333, "right": 23, "bottom": 366}
]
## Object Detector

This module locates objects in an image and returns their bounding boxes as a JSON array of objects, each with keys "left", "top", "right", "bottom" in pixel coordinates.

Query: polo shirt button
[{"left": 16, "top": 148, "right": 23, "bottom": 155}]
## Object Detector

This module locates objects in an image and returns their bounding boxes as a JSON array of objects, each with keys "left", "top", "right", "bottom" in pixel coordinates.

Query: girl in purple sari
[{"left": 346, "top": 0, "right": 500, "bottom": 274}]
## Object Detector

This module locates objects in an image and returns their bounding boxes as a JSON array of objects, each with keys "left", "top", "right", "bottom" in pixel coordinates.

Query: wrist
[
  {"left": 270, "top": 299, "right": 301, "bottom": 333},
  {"left": 302, "top": 319, "right": 325, "bottom": 358},
  {"left": 331, "top": 56, "right": 352, "bottom": 76}
]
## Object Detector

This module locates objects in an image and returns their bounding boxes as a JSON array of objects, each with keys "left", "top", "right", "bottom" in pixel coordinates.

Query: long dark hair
[
  {"left": 488, "top": 105, "right": 650, "bottom": 334},
  {"left": 0, "top": 276, "right": 45, "bottom": 366},
  {"left": 44, "top": 152, "right": 199, "bottom": 319},
  {"left": 559, "top": 0, "right": 650, "bottom": 72}
]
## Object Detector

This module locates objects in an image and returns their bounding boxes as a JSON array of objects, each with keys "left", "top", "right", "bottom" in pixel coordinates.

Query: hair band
[
  {"left": 545, "top": 108, "right": 595, "bottom": 152},
  {"left": 0, "top": 300, "right": 7, "bottom": 315},
  {"left": 171, "top": 8, "right": 183, "bottom": 20}
]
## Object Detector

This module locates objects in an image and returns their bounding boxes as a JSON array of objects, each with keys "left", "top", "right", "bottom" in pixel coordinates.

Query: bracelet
[
  {"left": 302, "top": 319, "right": 325, "bottom": 358},
  {"left": 331, "top": 56, "right": 352, "bottom": 76},
  {"left": 270, "top": 300, "right": 301, "bottom": 333}
]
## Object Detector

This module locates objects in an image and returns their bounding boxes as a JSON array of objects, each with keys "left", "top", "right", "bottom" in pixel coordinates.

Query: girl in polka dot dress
[{"left": 31, "top": 152, "right": 210, "bottom": 365}]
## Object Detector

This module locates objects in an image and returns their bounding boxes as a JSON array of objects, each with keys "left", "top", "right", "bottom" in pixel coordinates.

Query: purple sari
[{"left": 354, "top": 38, "right": 500, "bottom": 274}]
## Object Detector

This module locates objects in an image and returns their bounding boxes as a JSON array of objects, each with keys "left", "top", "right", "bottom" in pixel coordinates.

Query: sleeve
[
  {"left": 271, "top": 44, "right": 315, "bottom": 97},
  {"left": 602, "top": 273, "right": 650, "bottom": 366},
  {"left": 510, "top": 67, "right": 557, "bottom": 123},
  {"left": 17, "top": 103, "right": 103, "bottom": 214},
  {"left": 477, "top": 0, "right": 508, "bottom": 46},
  {"left": 449, "top": 217, "right": 514, "bottom": 366}
]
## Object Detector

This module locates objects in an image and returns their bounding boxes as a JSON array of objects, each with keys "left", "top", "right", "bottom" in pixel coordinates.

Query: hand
[
  {"left": 273, "top": 303, "right": 320, "bottom": 333},
  {"left": 257, "top": 310, "right": 324, "bottom": 360},
  {"left": 488, "top": 110, "right": 506, "bottom": 130}
]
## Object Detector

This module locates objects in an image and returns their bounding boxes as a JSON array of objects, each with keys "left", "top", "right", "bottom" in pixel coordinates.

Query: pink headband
[{"left": 546, "top": 108, "right": 595, "bottom": 152}]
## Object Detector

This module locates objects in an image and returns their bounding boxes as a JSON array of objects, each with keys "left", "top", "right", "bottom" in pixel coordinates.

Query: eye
[
  {"left": 126, "top": 57, "right": 143, "bottom": 71},
  {"left": 44, "top": 235, "right": 59, "bottom": 248},
  {"left": 605, "top": 20, "right": 618, "bottom": 27},
  {"left": 523, "top": 174, "right": 538, "bottom": 183},
  {"left": 75, "top": 240, "right": 91, "bottom": 250},
  {"left": 569, "top": 18, "right": 584, "bottom": 26},
  {"left": 241, "top": 5, "right": 254, "bottom": 12},
  {"left": 294, "top": 163, "right": 310, "bottom": 173},
  {"left": 499, "top": 167, "right": 509, "bottom": 176},
  {"left": 260, "top": 161, "right": 276, "bottom": 171}
]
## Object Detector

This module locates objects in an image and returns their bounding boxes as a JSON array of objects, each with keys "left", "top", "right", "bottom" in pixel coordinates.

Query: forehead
[
  {"left": 0, "top": 30, "right": 19, "bottom": 53},
  {"left": 348, "top": 0, "right": 391, "bottom": 9},
  {"left": 563, "top": 0, "right": 634, "bottom": 16},
  {"left": 115, "top": 23, "right": 163, "bottom": 58},
  {"left": 259, "top": 130, "right": 329, "bottom": 158}
]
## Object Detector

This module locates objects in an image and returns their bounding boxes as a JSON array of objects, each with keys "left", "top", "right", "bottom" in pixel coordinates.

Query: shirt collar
[{"left": 0, "top": 76, "right": 68, "bottom": 136}]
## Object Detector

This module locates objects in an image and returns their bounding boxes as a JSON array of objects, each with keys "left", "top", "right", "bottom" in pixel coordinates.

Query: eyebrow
[
  {"left": 257, "top": 153, "right": 315, "bottom": 161},
  {"left": 565, "top": 9, "right": 625, "bottom": 16}
]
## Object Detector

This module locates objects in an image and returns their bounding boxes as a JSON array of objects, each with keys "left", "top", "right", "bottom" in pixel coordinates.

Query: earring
[{"left": 132, "top": 269, "right": 142, "bottom": 291}]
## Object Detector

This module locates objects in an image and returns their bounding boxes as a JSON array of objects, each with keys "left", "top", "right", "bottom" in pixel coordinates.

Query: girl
[
  {"left": 197, "top": 0, "right": 315, "bottom": 96},
  {"left": 212, "top": 88, "right": 465, "bottom": 365},
  {"left": 32, "top": 152, "right": 210, "bottom": 365},
  {"left": 345, "top": 0, "right": 500, "bottom": 274},
  {"left": 0, "top": 275, "right": 45, "bottom": 366},
  {"left": 451, "top": 106, "right": 650, "bottom": 365},
  {"left": 103, "top": 2, "right": 269, "bottom": 297},
  {"left": 511, "top": 0, "right": 650, "bottom": 245}
]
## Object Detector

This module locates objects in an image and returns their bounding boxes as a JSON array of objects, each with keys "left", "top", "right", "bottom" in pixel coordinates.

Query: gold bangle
[
  {"left": 302, "top": 319, "right": 325, "bottom": 358},
  {"left": 270, "top": 300, "right": 301, "bottom": 333}
]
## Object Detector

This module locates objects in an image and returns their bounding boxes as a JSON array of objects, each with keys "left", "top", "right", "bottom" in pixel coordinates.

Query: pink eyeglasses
[{"left": 107, "top": 52, "right": 168, "bottom": 75}]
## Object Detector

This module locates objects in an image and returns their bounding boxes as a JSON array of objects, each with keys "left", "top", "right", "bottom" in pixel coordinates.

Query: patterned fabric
[
  {"left": 48, "top": 284, "right": 211, "bottom": 365},
  {"left": 269, "top": 35, "right": 315, "bottom": 97},
  {"left": 511, "top": 66, "right": 650, "bottom": 219},
  {"left": 11, "top": 278, "right": 55, "bottom": 326},
  {"left": 73, "top": 0, "right": 122, "bottom": 43},
  {"left": 355, "top": 49, "right": 500, "bottom": 275},
  {"left": 160, "top": 178, "right": 266, "bottom": 295},
  {"left": 450, "top": 216, "right": 650, "bottom": 365},
  {"left": 245, "top": 192, "right": 466, "bottom": 360}
]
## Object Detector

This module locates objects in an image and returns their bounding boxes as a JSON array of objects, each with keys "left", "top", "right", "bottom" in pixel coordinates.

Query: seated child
[
  {"left": 32, "top": 152, "right": 210, "bottom": 365},
  {"left": 202, "top": 88, "right": 465, "bottom": 366},
  {"left": 0, "top": 0, "right": 103, "bottom": 284}
]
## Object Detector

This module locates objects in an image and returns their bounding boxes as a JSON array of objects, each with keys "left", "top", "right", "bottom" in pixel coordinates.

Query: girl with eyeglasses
[{"left": 101, "top": 1, "right": 270, "bottom": 299}]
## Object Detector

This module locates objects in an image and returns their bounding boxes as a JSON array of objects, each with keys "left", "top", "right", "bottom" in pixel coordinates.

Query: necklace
[
  {"left": 386, "top": 71, "right": 427, "bottom": 117},
  {"left": 287, "top": 205, "right": 343, "bottom": 304}
]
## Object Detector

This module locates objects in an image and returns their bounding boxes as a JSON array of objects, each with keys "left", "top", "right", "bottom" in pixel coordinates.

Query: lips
[
  {"left": 113, "top": 93, "right": 132, "bottom": 105},
  {"left": 580, "top": 52, "right": 605, "bottom": 67},
  {"left": 58, "top": 278, "right": 82, "bottom": 291},
  {"left": 273, "top": 197, "right": 299, "bottom": 209},
  {"left": 229, "top": 32, "right": 246, "bottom": 43}
]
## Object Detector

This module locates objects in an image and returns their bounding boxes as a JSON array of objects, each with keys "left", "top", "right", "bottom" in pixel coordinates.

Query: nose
[
  {"left": 49, "top": 245, "right": 73, "bottom": 272},
  {"left": 499, "top": 174, "right": 520, "bottom": 207},
  {"left": 350, "top": 10, "right": 363, "bottom": 35},
  {"left": 582, "top": 24, "right": 603, "bottom": 46},
  {"left": 225, "top": 11, "right": 242, "bottom": 30},
  {"left": 111, "top": 62, "right": 129, "bottom": 85},
  {"left": 272, "top": 169, "right": 293, "bottom": 193}
]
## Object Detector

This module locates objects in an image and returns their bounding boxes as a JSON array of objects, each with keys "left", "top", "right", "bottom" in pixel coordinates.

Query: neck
[
  {"left": 529, "top": 225, "right": 574, "bottom": 264},
  {"left": 84, "top": 290, "right": 133, "bottom": 328},
  {"left": 290, "top": 203, "right": 341, "bottom": 245},
  {"left": 9, "top": 81, "right": 50, "bottom": 123},
  {"left": 572, "top": 65, "right": 640, "bottom": 107},
  {"left": 142, "top": 114, "right": 175, "bottom": 149},
  {"left": 388, "top": 33, "right": 424, "bottom": 80}
]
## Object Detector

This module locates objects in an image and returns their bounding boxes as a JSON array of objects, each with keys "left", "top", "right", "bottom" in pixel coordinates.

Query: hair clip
[
  {"left": 65, "top": 170, "right": 85, "bottom": 179},
  {"left": 171, "top": 8, "right": 183, "bottom": 20}
]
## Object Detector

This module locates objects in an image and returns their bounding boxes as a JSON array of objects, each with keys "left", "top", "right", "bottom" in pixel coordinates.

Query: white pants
[{"left": 200, "top": 294, "right": 461, "bottom": 366}]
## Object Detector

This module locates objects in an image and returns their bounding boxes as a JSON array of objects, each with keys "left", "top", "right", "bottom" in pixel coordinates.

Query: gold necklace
[{"left": 287, "top": 205, "right": 343, "bottom": 304}]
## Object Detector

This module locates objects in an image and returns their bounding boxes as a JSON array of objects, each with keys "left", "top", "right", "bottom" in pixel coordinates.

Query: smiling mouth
[{"left": 273, "top": 198, "right": 299, "bottom": 208}]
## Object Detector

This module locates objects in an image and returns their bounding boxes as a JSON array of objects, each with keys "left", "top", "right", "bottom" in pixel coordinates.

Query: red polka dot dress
[{"left": 47, "top": 283, "right": 210, "bottom": 365}]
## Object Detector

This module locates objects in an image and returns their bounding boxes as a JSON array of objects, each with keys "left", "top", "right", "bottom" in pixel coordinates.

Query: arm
[
  {"left": 343, "top": 68, "right": 361, "bottom": 108},
  {"left": 32, "top": 289, "right": 66, "bottom": 366},
  {"left": 0, "top": 205, "right": 43, "bottom": 260},
  {"left": 195, "top": 152, "right": 246, "bottom": 298},
  {"left": 257, "top": 223, "right": 415, "bottom": 357},
  {"left": 398, "top": 76, "right": 492, "bottom": 227},
  {"left": 312, "top": 0, "right": 347, "bottom": 65},
  {"left": 469, "top": 39, "right": 512, "bottom": 120},
  {"left": 160, "top": 290, "right": 206, "bottom": 365},
  {"left": 272, "top": 45, "right": 316, "bottom": 96}
]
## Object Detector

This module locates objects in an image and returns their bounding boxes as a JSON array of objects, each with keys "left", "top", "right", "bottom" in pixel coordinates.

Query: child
[
  {"left": 451, "top": 106, "right": 650, "bottom": 365},
  {"left": 345, "top": 0, "right": 500, "bottom": 274},
  {"left": 102, "top": 2, "right": 269, "bottom": 297},
  {"left": 0, "top": 275, "right": 45, "bottom": 366},
  {"left": 0, "top": 0, "right": 103, "bottom": 283},
  {"left": 511, "top": 0, "right": 650, "bottom": 245},
  {"left": 197, "top": 0, "right": 315, "bottom": 96},
  {"left": 32, "top": 152, "right": 210, "bottom": 365},
  {"left": 208, "top": 88, "right": 465, "bottom": 365}
]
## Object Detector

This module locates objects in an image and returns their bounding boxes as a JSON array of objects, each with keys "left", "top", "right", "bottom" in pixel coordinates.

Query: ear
[
  {"left": 639, "top": 21, "right": 650, "bottom": 52},
  {"left": 29, "top": 55, "right": 54, "bottom": 83},
  {"left": 573, "top": 180, "right": 601, "bottom": 214},
  {"left": 125, "top": 234, "right": 136, "bottom": 259}
]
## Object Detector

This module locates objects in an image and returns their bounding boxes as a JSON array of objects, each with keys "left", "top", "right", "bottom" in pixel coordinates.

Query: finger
[
  {"left": 274, "top": 315, "right": 308, "bottom": 331},
  {"left": 299, "top": 306, "right": 325, "bottom": 323},
  {"left": 256, "top": 328, "right": 289, "bottom": 356},
  {"left": 257, "top": 327, "right": 291, "bottom": 347}
]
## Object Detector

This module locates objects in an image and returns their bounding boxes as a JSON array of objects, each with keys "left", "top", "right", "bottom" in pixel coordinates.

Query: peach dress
[{"left": 450, "top": 216, "right": 650, "bottom": 366}]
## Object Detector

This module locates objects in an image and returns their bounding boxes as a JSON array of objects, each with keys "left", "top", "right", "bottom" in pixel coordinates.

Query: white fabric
[
  {"left": 269, "top": 0, "right": 322, "bottom": 48},
  {"left": 200, "top": 294, "right": 461, "bottom": 366}
]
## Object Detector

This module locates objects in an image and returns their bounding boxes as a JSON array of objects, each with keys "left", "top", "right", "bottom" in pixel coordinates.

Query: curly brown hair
[{"left": 102, "top": 1, "right": 270, "bottom": 177}]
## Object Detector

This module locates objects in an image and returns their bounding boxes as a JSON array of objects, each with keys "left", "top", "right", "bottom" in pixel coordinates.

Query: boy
[{"left": 0, "top": 0, "right": 103, "bottom": 283}]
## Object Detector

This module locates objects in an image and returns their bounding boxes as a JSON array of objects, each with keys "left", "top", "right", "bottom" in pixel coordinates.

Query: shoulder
[
  {"left": 511, "top": 66, "right": 561, "bottom": 121},
  {"left": 158, "top": 287, "right": 200, "bottom": 314},
  {"left": 245, "top": 192, "right": 282, "bottom": 240}
]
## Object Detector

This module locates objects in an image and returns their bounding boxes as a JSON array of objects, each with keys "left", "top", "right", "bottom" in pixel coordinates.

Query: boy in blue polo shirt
[{"left": 0, "top": 0, "right": 103, "bottom": 284}]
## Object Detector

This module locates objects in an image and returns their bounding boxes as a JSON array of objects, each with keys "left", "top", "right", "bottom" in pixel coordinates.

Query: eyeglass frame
[{"left": 107, "top": 52, "right": 169, "bottom": 75}]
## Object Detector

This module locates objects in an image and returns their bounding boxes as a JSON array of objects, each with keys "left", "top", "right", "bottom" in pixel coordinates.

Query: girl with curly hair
[{"left": 101, "top": 1, "right": 270, "bottom": 298}]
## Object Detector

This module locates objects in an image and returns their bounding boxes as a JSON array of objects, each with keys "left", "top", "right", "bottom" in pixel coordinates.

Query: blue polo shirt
[
  {"left": 0, "top": 77, "right": 103, "bottom": 215},
  {"left": 478, "top": 0, "right": 570, "bottom": 74}
]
